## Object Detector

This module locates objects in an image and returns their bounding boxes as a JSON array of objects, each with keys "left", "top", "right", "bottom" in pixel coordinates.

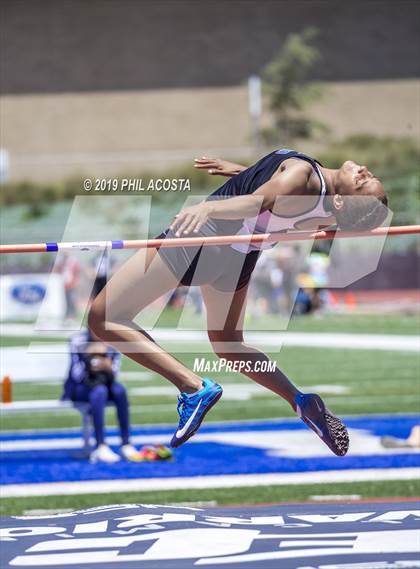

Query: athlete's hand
[
  {"left": 169, "top": 202, "right": 212, "bottom": 236},
  {"left": 90, "top": 356, "right": 113, "bottom": 372},
  {"left": 194, "top": 157, "right": 246, "bottom": 177}
]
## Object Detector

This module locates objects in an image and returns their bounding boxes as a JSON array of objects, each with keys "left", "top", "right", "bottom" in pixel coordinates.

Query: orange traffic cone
[{"left": 2, "top": 375, "right": 12, "bottom": 404}]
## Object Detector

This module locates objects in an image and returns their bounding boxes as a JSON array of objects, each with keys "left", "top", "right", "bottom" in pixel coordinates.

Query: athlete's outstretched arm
[
  {"left": 171, "top": 163, "right": 311, "bottom": 236},
  {"left": 194, "top": 157, "right": 247, "bottom": 177}
]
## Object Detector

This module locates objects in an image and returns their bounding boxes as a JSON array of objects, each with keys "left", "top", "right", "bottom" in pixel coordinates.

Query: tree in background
[{"left": 261, "top": 27, "right": 326, "bottom": 146}]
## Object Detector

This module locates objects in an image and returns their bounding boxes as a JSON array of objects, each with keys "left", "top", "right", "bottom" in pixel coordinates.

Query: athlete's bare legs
[
  {"left": 201, "top": 283, "right": 299, "bottom": 410},
  {"left": 88, "top": 248, "right": 202, "bottom": 393}
]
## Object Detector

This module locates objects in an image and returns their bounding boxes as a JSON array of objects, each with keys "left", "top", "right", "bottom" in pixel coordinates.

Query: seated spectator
[{"left": 62, "top": 327, "right": 139, "bottom": 463}]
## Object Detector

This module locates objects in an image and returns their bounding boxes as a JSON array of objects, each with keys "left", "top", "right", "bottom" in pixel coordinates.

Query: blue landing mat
[{"left": 1, "top": 501, "right": 419, "bottom": 568}]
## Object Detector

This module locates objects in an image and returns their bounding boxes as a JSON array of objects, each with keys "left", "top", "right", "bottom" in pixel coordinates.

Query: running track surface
[{"left": 1, "top": 501, "right": 419, "bottom": 568}]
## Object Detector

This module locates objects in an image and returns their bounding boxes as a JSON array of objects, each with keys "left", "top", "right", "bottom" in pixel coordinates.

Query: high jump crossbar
[{"left": 0, "top": 225, "right": 419, "bottom": 254}]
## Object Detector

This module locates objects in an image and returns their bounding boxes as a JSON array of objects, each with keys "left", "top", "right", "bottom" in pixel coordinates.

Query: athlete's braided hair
[{"left": 331, "top": 194, "right": 389, "bottom": 231}]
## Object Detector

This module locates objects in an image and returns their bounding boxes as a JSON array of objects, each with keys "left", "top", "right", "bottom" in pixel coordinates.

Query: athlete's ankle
[
  {"left": 292, "top": 390, "right": 304, "bottom": 412},
  {"left": 180, "top": 379, "right": 203, "bottom": 394}
]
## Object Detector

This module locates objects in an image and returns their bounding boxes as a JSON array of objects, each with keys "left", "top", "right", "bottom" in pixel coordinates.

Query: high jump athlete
[{"left": 89, "top": 149, "right": 388, "bottom": 456}]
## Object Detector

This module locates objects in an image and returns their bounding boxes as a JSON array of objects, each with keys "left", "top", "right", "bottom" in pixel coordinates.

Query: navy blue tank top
[
  {"left": 204, "top": 149, "right": 329, "bottom": 251},
  {"left": 207, "top": 149, "right": 323, "bottom": 200}
]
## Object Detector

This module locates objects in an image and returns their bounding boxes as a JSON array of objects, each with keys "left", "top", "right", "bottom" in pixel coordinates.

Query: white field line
[
  {"left": 0, "top": 433, "right": 170, "bottom": 452},
  {"left": 1, "top": 323, "right": 419, "bottom": 351},
  {"left": 1, "top": 426, "right": 417, "bottom": 457},
  {"left": 0, "top": 370, "right": 153, "bottom": 386},
  {"left": 1, "top": 393, "right": 417, "bottom": 417},
  {"left": 309, "top": 494, "right": 362, "bottom": 501},
  {"left": 2, "top": 412, "right": 417, "bottom": 436},
  {"left": 104, "top": 394, "right": 419, "bottom": 408},
  {"left": 128, "top": 383, "right": 350, "bottom": 401},
  {"left": 120, "top": 371, "right": 154, "bottom": 382},
  {"left": 2, "top": 468, "right": 419, "bottom": 498},
  {"left": 6, "top": 330, "right": 420, "bottom": 353},
  {"left": 2, "top": 330, "right": 417, "bottom": 382},
  {"left": 1, "top": 330, "right": 417, "bottom": 383},
  {"left": 128, "top": 394, "right": 418, "bottom": 414},
  {"left": 0, "top": 324, "right": 72, "bottom": 338}
]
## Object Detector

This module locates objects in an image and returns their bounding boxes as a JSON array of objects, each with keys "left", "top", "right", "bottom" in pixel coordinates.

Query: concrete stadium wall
[{"left": 2, "top": 0, "right": 419, "bottom": 94}]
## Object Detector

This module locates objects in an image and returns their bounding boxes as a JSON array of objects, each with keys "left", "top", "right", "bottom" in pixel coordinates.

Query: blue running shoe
[
  {"left": 170, "top": 378, "right": 223, "bottom": 448},
  {"left": 295, "top": 393, "right": 349, "bottom": 456}
]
